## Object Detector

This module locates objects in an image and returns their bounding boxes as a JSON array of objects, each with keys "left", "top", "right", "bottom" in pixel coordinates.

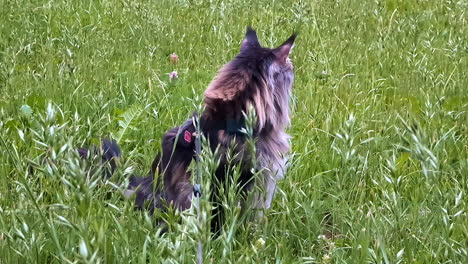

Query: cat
[{"left": 127, "top": 27, "right": 296, "bottom": 228}]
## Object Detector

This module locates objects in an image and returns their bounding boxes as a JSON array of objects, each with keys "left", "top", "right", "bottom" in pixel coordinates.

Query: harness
[{"left": 177, "top": 117, "right": 246, "bottom": 149}]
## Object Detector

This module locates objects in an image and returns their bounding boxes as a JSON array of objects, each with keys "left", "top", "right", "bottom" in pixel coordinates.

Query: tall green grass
[{"left": 1, "top": 0, "right": 467, "bottom": 262}]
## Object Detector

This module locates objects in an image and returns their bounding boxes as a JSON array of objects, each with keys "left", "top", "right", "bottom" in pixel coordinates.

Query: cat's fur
[{"left": 128, "top": 27, "right": 296, "bottom": 225}]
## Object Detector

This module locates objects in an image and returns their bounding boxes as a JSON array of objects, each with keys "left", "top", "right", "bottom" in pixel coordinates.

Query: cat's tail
[
  {"left": 124, "top": 153, "right": 164, "bottom": 212},
  {"left": 78, "top": 140, "right": 165, "bottom": 212},
  {"left": 77, "top": 138, "right": 121, "bottom": 178}
]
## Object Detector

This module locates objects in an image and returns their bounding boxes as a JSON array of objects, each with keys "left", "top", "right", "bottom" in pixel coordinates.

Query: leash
[
  {"left": 190, "top": 113, "right": 245, "bottom": 264},
  {"left": 193, "top": 114, "right": 203, "bottom": 264}
]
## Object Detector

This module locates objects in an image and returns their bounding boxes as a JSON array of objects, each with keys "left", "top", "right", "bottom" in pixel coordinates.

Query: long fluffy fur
[{"left": 130, "top": 28, "right": 296, "bottom": 222}]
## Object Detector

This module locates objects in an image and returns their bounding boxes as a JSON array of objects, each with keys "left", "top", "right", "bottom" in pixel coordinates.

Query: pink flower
[
  {"left": 169, "top": 53, "right": 179, "bottom": 64},
  {"left": 169, "top": 71, "right": 178, "bottom": 81}
]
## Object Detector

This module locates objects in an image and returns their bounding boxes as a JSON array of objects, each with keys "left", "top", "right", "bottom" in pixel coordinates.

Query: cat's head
[{"left": 205, "top": 27, "right": 296, "bottom": 131}]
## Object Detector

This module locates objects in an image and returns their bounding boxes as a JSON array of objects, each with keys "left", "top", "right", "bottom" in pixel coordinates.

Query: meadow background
[{"left": 0, "top": 0, "right": 467, "bottom": 263}]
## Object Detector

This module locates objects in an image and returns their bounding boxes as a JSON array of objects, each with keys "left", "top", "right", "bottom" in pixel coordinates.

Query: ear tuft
[
  {"left": 274, "top": 33, "right": 297, "bottom": 63},
  {"left": 241, "top": 26, "right": 260, "bottom": 51}
]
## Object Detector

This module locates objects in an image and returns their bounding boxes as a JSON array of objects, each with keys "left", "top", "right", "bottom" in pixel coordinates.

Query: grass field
[{"left": 1, "top": 0, "right": 467, "bottom": 263}]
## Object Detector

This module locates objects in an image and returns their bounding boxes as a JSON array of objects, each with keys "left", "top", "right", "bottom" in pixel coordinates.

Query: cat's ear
[
  {"left": 241, "top": 26, "right": 260, "bottom": 51},
  {"left": 274, "top": 33, "right": 297, "bottom": 64}
]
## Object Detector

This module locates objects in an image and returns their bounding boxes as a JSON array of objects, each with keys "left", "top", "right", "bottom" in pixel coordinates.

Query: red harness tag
[{"left": 184, "top": 130, "right": 192, "bottom": 143}]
